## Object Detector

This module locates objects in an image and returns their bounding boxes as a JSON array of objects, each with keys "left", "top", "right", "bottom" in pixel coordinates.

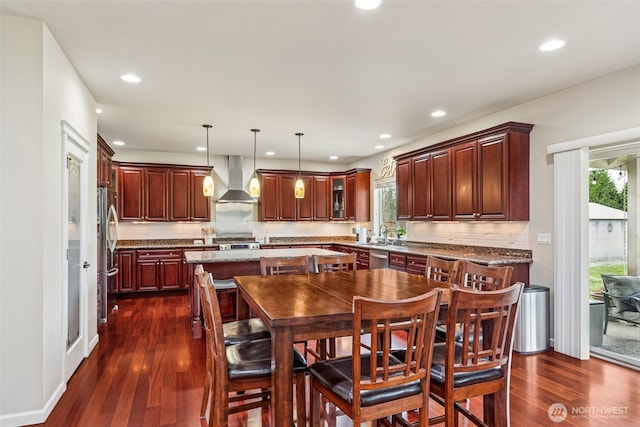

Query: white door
[{"left": 63, "top": 122, "right": 90, "bottom": 381}]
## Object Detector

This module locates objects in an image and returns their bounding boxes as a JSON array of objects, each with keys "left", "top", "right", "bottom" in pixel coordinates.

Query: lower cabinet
[
  {"left": 117, "top": 250, "right": 136, "bottom": 293},
  {"left": 389, "top": 253, "right": 407, "bottom": 271},
  {"left": 353, "top": 248, "right": 369, "bottom": 270},
  {"left": 136, "top": 249, "right": 183, "bottom": 291},
  {"left": 406, "top": 255, "right": 427, "bottom": 276}
]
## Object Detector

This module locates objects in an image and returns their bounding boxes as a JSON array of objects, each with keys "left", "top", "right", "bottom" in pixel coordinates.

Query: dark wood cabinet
[
  {"left": 353, "top": 247, "right": 369, "bottom": 270},
  {"left": 405, "top": 255, "right": 427, "bottom": 276},
  {"left": 97, "top": 134, "right": 115, "bottom": 187},
  {"left": 330, "top": 176, "right": 346, "bottom": 220},
  {"left": 258, "top": 172, "right": 296, "bottom": 221},
  {"left": 169, "top": 169, "right": 211, "bottom": 221},
  {"left": 345, "top": 170, "right": 370, "bottom": 221},
  {"left": 118, "top": 166, "right": 168, "bottom": 221},
  {"left": 394, "top": 122, "right": 531, "bottom": 222},
  {"left": 389, "top": 253, "right": 407, "bottom": 271},
  {"left": 136, "top": 249, "right": 183, "bottom": 291},
  {"left": 313, "top": 176, "right": 331, "bottom": 221},
  {"left": 295, "top": 176, "right": 314, "bottom": 221},
  {"left": 117, "top": 250, "right": 136, "bottom": 293}
]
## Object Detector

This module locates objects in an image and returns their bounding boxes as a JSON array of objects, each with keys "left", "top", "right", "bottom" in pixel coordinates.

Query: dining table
[{"left": 234, "top": 268, "right": 454, "bottom": 427}]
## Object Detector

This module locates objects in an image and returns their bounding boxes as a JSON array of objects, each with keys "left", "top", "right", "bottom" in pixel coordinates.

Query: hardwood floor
[{"left": 29, "top": 293, "right": 639, "bottom": 427}]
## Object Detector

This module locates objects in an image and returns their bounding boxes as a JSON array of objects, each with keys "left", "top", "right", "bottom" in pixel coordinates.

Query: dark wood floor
[{"left": 29, "top": 293, "right": 639, "bottom": 427}]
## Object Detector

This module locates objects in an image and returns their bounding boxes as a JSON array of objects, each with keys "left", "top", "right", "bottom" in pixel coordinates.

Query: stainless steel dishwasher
[{"left": 369, "top": 249, "right": 389, "bottom": 269}]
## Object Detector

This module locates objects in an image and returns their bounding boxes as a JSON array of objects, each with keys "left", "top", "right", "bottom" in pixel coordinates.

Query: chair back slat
[
  {"left": 461, "top": 261, "right": 513, "bottom": 291},
  {"left": 425, "top": 256, "right": 462, "bottom": 285},
  {"left": 260, "top": 255, "right": 309, "bottom": 276},
  {"left": 445, "top": 283, "right": 524, "bottom": 374},
  {"left": 352, "top": 289, "right": 442, "bottom": 395},
  {"left": 312, "top": 253, "right": 357, "bottom": 272}
]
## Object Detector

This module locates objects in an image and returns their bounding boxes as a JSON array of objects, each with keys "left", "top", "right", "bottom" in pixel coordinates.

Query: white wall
[{"left": 1, "top": 15, "right": 97, "bottom": 426}]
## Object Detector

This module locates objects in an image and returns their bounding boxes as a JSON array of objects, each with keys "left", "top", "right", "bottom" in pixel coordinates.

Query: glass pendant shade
[
  {"left": 249, "top": 176, "right": 260, "bottom": 197},
  {"left": 294, "top": 132, "right": 305, "bottom": 198},
  {"left": 203, "top": 174, "right": 214, "bottom": 197},
  {"left": 294, "top": 178, "right": 305, "bottom": 199}
]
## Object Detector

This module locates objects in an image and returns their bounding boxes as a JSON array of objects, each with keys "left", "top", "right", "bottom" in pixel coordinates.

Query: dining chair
[
  {"left": 195, "top": 265, "right": 270, "bottom": 345},
  {"left": 309, "top": 252, "right": 358, "bottom": 361},
  {"left": 425, "top": 255, "right": 462, "bottom": 285},
  {"left": 428, "top": 283, "right": 524, "bottom": 427},
  {"left": 199, "top": 272, "right": 308, "bottom": 427},
  {"left": 308, "top": 289, "right": 443, "bottom": 427},
  {"left": 460, "top": 261, "right": 513, "bottom": 291},
  {"left": 259, "top": 255, "right": 309, "bottom": 276}
]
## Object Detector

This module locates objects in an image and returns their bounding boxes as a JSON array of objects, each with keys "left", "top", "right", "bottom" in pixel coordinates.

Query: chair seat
[
  {"left": 223, "top": 318, "right": 270, "bottom": 345},
  {"left": 308, "top": 353, "right": 422, "bottom": 407},
  {"left": 430, "top": 343, "right": 503, "bottom": 387},
  {"left": 226, "top": 338, "right": 307, "bottom": 380}
]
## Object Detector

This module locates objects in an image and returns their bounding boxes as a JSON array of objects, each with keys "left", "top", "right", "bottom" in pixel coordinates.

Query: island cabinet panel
[
  {"left": 117, "top": 250, "right": 136, "bottom": 293},
  {"left": 169, "top": 169, "right": 211, "bottom": 221},
  {"left": 394, "top": 122, "right": 532, "bottom": 222}
]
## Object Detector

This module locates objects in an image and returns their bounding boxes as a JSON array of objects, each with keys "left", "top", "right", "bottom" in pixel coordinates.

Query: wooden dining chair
[
  {"left": 425, "top": 255, "right": 462, "bottom": 285},
  {"left": 308, "top": 289, "right": 442, "bottom": 427},
  {"left": 428, "top": 283, "right": 524, "bottom": 427},
  {"left": 195, "top": 265, "right": 270, "bottom": 346},
  {"left": 308, "top": 252, "right": 358, "bottom": 361},
  {"left": 199, "top": 272, "right": 308, "bottom": 427},
  {"left": 312, "top": 253, "right": 357, "bottom": 273},
  {"left": 259, "top": 255, "right": 309, "bottom": 276},
  {"left": 460, "top": 261, "right": 513, "bottom": 291}
]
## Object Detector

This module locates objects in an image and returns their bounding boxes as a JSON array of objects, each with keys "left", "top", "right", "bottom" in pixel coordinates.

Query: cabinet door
[
  {"left": 477, "top": 134, "right": 508, "bottom": 220},
  {"left": 346, "top": 170, "right": 370, "bottom": 221},
  {"left": 191, "top": 170, "right": 211, "bottom": 221},
  {"left": 330, "top": 176, "right": 346, "bottom": 220},
  {"left": 452, "top": 141, "right": 478, "bottom": 220},
  {"left": 259, "top": 173, "right": 279, "bottom": 221},
  {"left": 278, "top": 175, "right": 297, "bottom": 221},
  {"left": 159, "top": 256, "right": 182, "bottom": 290},
  {"left": 313, "top": 176, "right": 331, "bottom": 221},
  {"left": 396, "top": 159, "right": 412, "bottom": 219},
  {"left": 296, "top": 176, "right": 314, "bottom": 221},
  {"left": 430, "top": 148, "right": 452, "bottom": 220},
  {"left": 137, "top": 258, "right": 160, "bottom": 291},
  {"left": 169, "top": 169, "right": 190, "bottom": 220},
  {"left": 117, "top": 250, "right": 136, "bottom": 293},
  {"left": 118, "top": 167, "right": 145, "bottom": 220},
  {"left": 412, "top": 154, "right": 432, "bottom": 220},
  {"left": 145, "top": 168, "right": 169, "bottom": 221},
  {"left": 346, "top": 173, "right": 357, "bottom": 220}
]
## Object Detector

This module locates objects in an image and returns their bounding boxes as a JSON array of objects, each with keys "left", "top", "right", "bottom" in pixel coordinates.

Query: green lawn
[{"left": 589, "top": 263, "right": 627, "bottom": 292}]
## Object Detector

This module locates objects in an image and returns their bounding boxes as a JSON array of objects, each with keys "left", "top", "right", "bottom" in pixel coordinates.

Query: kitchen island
[{"left": 184, "top": 247, "right": 343, "bottom": 338}]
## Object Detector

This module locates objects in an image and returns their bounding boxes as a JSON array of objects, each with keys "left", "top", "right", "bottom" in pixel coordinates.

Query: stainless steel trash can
[
  {"left": 589, "top": 300, "right": 604, "bottom": 346},
  {"left": 514, "top": 284, "right": 550, "bottom": 354}
]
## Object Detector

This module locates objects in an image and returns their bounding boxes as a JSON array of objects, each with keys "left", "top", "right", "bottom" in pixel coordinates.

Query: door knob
[{"left": 83, "top": 262, "right": 91, "bottom": 269}]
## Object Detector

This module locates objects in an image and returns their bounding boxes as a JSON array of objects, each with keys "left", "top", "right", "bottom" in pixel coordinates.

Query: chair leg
[
  {"left": 310, "top": 381, "right": 321, "bottom": 427},
  {"left": 296, "top": 371, "right": 307, "bottom": 426},
  {"left": 200, "top": 371, "right": 211, "bottom": 418}
]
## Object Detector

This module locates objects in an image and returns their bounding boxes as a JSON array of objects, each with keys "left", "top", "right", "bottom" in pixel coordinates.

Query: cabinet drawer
[
  {"left": 406, "top": 255, "right": 427, "bottom": 275},
  {"left": 389, "top": 253, "right": 406, "bottom": 269},
  {"left": 137, "top": 249, "right": 182, "bottom": 260}
]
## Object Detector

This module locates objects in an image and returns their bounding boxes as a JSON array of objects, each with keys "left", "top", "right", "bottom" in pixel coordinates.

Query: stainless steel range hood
[{"left": 217, "top": 155, "right": 256, "bottom": 203}]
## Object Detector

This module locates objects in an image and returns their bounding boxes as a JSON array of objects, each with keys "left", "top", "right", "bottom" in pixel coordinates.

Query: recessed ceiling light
[
  {"left": 265, "top": 151, "right": 275, "bottom": 156},
  {"left": 196, "top": 146, "right": 206, "bottom": 151},
  {"left": 539, "top": 39, "right": 565, "bottom": 52},
  {"left": 113, "top": 140, "right": 126, "bottom": 146},
  {"left": 329, "top": 155, "right": 339, "bottom": 160},
  {"left": 431, "top": 110, "right": 446, "bottom": 118},
  {"left": 355, "top": 0, "right": 381, "bottom": 10},
  {"left": 379, "top": 134, "right": 391, "bottom": 139},
  {"left": 96, "top": 108, "right": 103, "bottom": 114},
  {"left": 374, "top": 145, "right": 385, "bottom": 150},
  {"left": 120, "top": 73, "right": 141, "bottom": 83}
]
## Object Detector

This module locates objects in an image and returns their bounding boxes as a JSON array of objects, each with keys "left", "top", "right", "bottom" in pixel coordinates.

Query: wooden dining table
[{"left": 234, "top": 268, "right": 453, "bottom": 427}]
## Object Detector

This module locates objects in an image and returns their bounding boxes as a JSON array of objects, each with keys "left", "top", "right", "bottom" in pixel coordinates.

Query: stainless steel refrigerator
[{"left": 97, "top": 187, "right": 119, "bottom": 323}]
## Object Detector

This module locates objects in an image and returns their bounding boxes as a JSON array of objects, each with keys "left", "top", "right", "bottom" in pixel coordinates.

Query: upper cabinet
[
  {"left": 97, "top": 134, "right": 115, "bottom": 187},
  {"left": 395, "top": 122, "right": 532, "bottom": 222},
  {"left": 117, "top": 162, "right": 211, "bottom": 222},
  {"left": 257, "top": 169, "right": 371, "bottom": 222}
]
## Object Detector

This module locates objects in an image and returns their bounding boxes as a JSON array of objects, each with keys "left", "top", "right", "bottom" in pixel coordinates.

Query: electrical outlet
[{"left": 537, "top": 233, "right": 552, "bottom": 245}]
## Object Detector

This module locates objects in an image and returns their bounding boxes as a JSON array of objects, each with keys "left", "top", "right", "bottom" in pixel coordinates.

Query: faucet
[{"left": 379, "top": 224, "right": 388, "bottom": 243}]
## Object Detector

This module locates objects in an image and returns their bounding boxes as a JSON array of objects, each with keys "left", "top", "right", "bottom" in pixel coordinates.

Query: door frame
[{"left": 61, "top": 120, "right": 91, "bottom": 381}]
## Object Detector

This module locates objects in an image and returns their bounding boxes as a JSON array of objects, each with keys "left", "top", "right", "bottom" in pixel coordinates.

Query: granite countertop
[
  {"left": 184, "top": 247, "right": 343, "bottom": 263},
  {"left": 120, "top": 237, "right": 532, "bottom": 265}
]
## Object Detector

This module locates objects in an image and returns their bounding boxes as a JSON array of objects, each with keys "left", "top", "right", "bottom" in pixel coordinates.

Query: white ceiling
[{"left": 3, "top": 0, "right": 640, "bottom": 163}]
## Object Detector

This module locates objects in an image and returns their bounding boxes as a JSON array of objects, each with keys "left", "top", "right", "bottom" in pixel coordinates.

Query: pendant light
[
  {"left": 249, "top": 129, "right": 261, "bottom": 198},
  {"left": 294, "top": 132, "right": 305, "bottom": 199},
  {"left": 202, "top": 124, "right": 214, "bottom": 197}
]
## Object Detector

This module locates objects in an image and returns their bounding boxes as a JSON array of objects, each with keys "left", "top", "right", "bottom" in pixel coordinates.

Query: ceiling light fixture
[
  {"left": 329, "top": 155, "right": 339, "bottom": 160},
  {"left": 113, "top": 140, "right": 125, "bottom": 146},
  {"left": 431, "top": 110, "right": 446, "bottom": 117},
  {"left": 120, "top": 73, "right": 141, "bottom": 83},
  {"left": 374, "top": 145, "right": 385, "bottom": 149},
  {"left": 96, "top": 108, "right": 103, "bottom": 114},
  {"left": 265, "top": 151, "right": 275, "bottom": 156},
  {"left": 202, "top": 124, "right": 214, "bottom": 197},
  {"left": 539, "top": 39, "right": 565, "bottom": 52},
  {"left": 249, "top": 129, "right": 261, "bottom": 198},
  {"left": 294, "top": 132, "right": 305, "bottom": 199},
  {"left": 355, "top": 0, "right": 381, "bottom": 10},
  {"left": 379, "top": 133, "right": 391, "bottom": 139}
]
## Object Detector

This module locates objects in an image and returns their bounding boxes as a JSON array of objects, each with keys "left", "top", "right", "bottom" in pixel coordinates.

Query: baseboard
[
  {"left": 88, "top": 332, "right": 99, "bottom": 355},
  {"left": 0, "top": 382, "right": 65, "bottom": 427}
]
